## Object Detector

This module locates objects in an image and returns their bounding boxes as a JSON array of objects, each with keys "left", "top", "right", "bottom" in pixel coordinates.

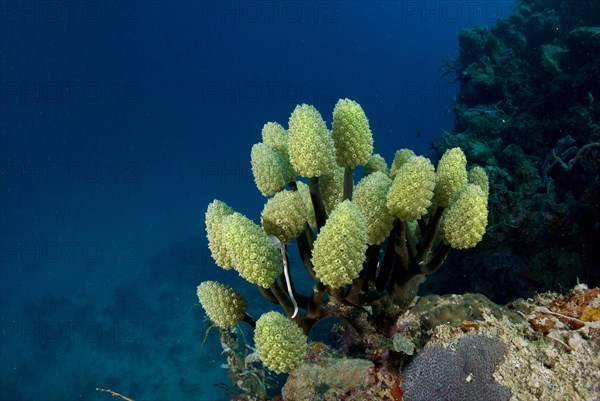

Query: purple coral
[{"left": 402, "top": 334, "right": 511, "bottom": 401}]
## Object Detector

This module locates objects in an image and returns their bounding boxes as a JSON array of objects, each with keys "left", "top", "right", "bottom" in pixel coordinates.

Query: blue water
[{"left": 0, "top": 1, "right": 516, "bottom": 400}]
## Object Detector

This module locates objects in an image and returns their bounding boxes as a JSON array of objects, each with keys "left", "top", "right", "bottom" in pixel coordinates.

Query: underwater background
[{"left": 1, "top": 1, "right": 598, "bottom": 400}]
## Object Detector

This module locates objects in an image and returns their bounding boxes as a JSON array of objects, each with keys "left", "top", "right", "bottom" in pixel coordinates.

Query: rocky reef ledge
[{"left": 281, "top": 284, "right": 599, "bottom": 401}]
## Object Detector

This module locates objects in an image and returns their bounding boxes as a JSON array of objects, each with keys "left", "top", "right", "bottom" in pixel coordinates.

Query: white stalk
[{"left": 269, "top": 235, "right": 298, "bottom": 318}]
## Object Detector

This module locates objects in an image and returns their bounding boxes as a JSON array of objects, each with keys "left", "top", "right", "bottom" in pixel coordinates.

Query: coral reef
[
  {"left": 402, "top": 334, "right": 511, "bottom": 401},
  {"left": 263, "top": 285, "right": 600, "bottom": 401},
  {"left": 401, "top": 285, "right": 600, "bottom": 401},
  {"left": 432, "top": 0, "right": 600, "bottom": 301},
  {"left": 191, "top": 2, "right": 600, "bottom": 399},
  {"left": 193, "top": 1, "right": 600, "bottom": 396},
  {"left": 283, "top": 356, "right": 373, "bottom": 401},
  {"left": 197, "top": 99, "right": 495, "bottom": 398}
]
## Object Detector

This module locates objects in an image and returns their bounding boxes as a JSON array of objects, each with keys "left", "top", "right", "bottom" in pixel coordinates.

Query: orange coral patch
[
  {"left": 581, "top": 306, "right": 600, "bottom": 322},
  {"left": 390, "top": 377, "right": 403, "bottom": 401},
  {"left": 528, "top": 312, "right": 556, "bottom": 333}
]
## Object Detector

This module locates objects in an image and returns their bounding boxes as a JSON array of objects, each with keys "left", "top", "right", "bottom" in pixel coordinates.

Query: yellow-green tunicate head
[
  {"left": 364, "top": 153, "right": 389, "bottom": 177},
  {"left": 251, "top": 143, "right": 291, "bottom": 196},
  {"left": 390, "top": 149, "right": 416, "bottom": 178},
  {"left": 296, "top": 181, "right": 317, "bottom": 229},
  {"left": 261, "top": 190, "right": 307, "bottom": 243},
  {"left": 254, "top": 311, "right": 307, "bottom": 374},
  {"left": 386, "top": 156, "right": 436, "bottom": 221},
  {"left": 262, "top": 122, "right": 296, "bottom": 179},
  {"left": 311, "top": 200, "right": 368, "bottom": 288},
  {"left": 440, "top": 184, "right": 488, "bottom": 249},
  {"left": 433, "top": 147, "right": 468, "bottom": 207},
  {"left": 320, "top": 166, "right": 344, "bottom": 214},
  {"left": 288, "top": 104, "right": 336, "bottom": 178},
  {"left": 222, "top": 212, "right": 283, "bottom": 288},
  {"left": 197, "top": 281, "right": 247, "bottom": 329},
  {"left": 205, "top": 200, "right": 235, "bottom": 269},
  {"left": 468, "top": 165, "right": 489, "bottom": 196},
  {"left": 261, "top": 122, "right": 287, "bottom": 153},
  {"left": 354, "top": 172, "right": 394, "bottom": 245},
  {"left": 331, "top": 98, "right": 374, "bottom": 168}
]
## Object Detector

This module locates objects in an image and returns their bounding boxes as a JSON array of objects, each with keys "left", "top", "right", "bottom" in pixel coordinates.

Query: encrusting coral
[{"left": 197, "top": 100, "right": 492, "bottom": 395}]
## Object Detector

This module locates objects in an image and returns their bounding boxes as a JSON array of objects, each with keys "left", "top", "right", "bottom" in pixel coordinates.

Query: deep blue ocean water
[{"left": 0, "top": 1, "right": 516, "bottom": 400}]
